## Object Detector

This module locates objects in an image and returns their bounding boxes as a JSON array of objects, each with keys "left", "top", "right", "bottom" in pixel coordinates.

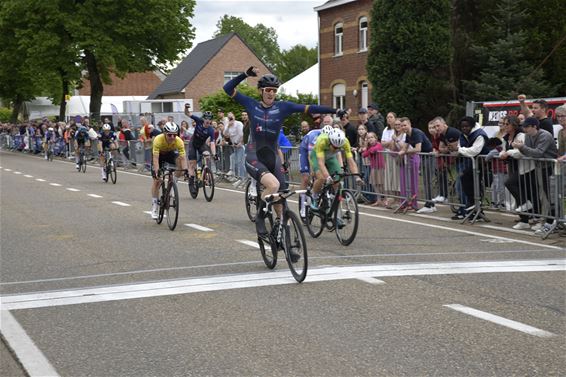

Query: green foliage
[
  {"left": 463, "top": 0, "right": 556, "bottom": 101},
  {"left": 278, "top": 45, "right": 317, "bottom": 82},
  {"left": 0, "top": 107, "right": 12, "bottom": 122},
  {"left": 214, "top": 15, "right": 282, "bottom": 73},
  {"left": 368, "top": 0, "right": 452, "bottom": 128}
]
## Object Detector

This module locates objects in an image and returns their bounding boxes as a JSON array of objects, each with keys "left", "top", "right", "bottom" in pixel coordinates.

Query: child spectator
[{"left": 362, "top": 132, "right": 386, "bottom": 206}]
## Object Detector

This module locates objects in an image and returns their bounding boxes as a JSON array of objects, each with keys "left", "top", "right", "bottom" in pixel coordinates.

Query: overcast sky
[{"left": 189, "top": 0, "right": 322, "bottom": 52}]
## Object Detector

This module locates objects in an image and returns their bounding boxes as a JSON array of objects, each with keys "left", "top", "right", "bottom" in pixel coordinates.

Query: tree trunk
[
  {"left": 59, "top": 75, "right": 69, "bottom": 122},
  {"left": 84, "top": 49, "right": 103, "bottom": 122},
  {"left": 10, "top": 96, "right": 22, "bottom": 123}
]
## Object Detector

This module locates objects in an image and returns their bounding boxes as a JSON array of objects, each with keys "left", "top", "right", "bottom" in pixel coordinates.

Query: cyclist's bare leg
[
  {"left": 260, "top": 172, "right": 282, "bottom": 218},
  {"left": 175, "top": 155, "right": 188, "bottom": 179},
  {"left": 188, "top": 159, "right": 197, "bottom": 177}
]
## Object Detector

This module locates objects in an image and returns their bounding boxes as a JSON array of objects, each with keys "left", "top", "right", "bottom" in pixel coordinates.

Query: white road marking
[
  {"left": 412, "top": 214, "right": 452, "bottom": 222},
  {"left": 0, "top": 311, "right": 59, "bottom": 377},
  {"left": 444, "top": 304, "right": 556, "bottom": 338},
  {"left": 4, "top": 168, "right": 12, "bottom": 171},
  {"left": 185, "top": 224, "right": 214, "bottom": 232},
  {"left": 1, "top": 259, "right": 563, "bottom": 310},
  {"left": 112, "top": 201, "right": 130, "bottom": 207},
  {"left": 66, "top": 188, "right": 80, "bottom": 192},
  {"left": 14, "top": 171, "right": 22, "bottom": 174},
  {"left": 24, "top": 174, "right": 33, "bottom": 178},
  {"left": 49, "top": 183, "right": 61, "bottom": 187},
  {"left": 480, "top": 238, "right": 515, "bottom": 244},
  {"left": 88, "top": 194, "right": 102, "bottom": 198},
  {"left": 479, "top": 224, "right": 533, "bottom": 235},
  {"left": 357, "top": 277, "right": 386, "bottom": 285},
  {"left": 35, "top": 178, "right": 46, "bottom": 182},
  {"left": 237, "top": 240, "right": 260, "bottom": 248}
]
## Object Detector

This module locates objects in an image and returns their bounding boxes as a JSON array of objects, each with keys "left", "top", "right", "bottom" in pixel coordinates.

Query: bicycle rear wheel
[
  {"left": 202, "top": 167, "right": 215, "bottom": 202},
  {"left": 80, "top": 155, "right": 87, "bottom": 173},
  {"left": 335, "top": 190, "right": 359, "bottom": 246},
  {"left": 108, "top": 159, "right": 117, "bottom": 184},
  {"left": 283, "top": 211, "right": 308, "bottom": 282},
  {"left": 245, "top": 180, "right": 258, "bottom": 223},
  {"left": 258, "top": 212, "right": 277, "bottom": 269},
  {"left": 156, "top": 180, "right": 166, "bottom": 224},
  {"left": 189, "top": 170, "right": 199, "bottom": 199},
  {"left": 48, "top": 149, "right": 53, "bottom": 161},
  {"left": 166, "top": 180, "right": 179, "bottom": 230}
]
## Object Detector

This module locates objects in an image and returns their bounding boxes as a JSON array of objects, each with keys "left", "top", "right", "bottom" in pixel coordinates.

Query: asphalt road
[{"left": 1, "top": 151, "right": 565, "bottom": 377}]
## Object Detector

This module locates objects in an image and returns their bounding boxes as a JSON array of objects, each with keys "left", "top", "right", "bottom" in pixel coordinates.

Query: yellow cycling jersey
[
  {"left": 152, "top": 133, "right": 186, "bottom": 157},
  {"left": 313, "top": 133, "right": 353, "bottom": 160}
]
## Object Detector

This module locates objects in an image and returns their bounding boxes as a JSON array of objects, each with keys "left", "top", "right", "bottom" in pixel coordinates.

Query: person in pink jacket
[{"left": 362, "top": 132, "right": 386, "bottom": 206}]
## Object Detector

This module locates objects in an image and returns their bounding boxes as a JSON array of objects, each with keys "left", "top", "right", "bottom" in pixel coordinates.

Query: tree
[
  {"left": 0, "top": 0, "right": 196, "bottom": 122},
  {"left": 367, "top": 0, "right": 453, "bottom": 128},
  {"left": 278, "top": 44, "right": 317, "bottom": 83},
  {"left": 463, "top": 0, "right": 556, "bottom": 101},
  {"left": 214, "top": 15, "right": 282, "bottom": 74}
]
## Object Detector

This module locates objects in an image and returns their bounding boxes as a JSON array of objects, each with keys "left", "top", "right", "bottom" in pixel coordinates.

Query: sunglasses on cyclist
[
  {"left": 166, "top": 133, "right": 176, "bottom": 138},
  {"left": 263, "top": 87, "right": 278, "bottom": 94}
]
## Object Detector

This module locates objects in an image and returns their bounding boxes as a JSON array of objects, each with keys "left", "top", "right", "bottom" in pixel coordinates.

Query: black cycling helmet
[
  {"left": 202, "top": 111, "right": 213, "bottom": 120},
  {"left": 257, "top": 74, "right": 281, "bottom": 89}
]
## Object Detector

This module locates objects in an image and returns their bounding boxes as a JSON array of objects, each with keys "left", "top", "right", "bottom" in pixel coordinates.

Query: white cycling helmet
[
  {"left": 163, "top": 121, "right": 179, "bottom": 134},
  {"left": 328, "top": 128, "right": 346, "bottom": 148},
  {"left": 321, "top": 125, "right": 333, "bottom": 135},
  {"left": 48, "top": 127, "right": 54, "bottom": 132},
  {"left": 102, "top": 123, "right": 111, "bottom": 131}
]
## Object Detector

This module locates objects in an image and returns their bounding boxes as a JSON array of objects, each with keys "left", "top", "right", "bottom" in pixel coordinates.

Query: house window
[
  {"left": 224, "top": 71, "right": 243, "bottom": 84},
  {"left": 361, "top": 81, "right": 369, "bottom": 109},
  {"left": 334, "top": 23, "right": 343, "bottom": 56},
  {"left": 333, "top": 84, "right": 346, "bottom": 109},
  {"left": 359, "top": 17, "right": 368, "bottom": 52}
]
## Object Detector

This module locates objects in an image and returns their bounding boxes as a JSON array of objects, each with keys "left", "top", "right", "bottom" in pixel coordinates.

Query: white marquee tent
[{"left": 279, "top": 63, "right": 319, "bottom": 98}]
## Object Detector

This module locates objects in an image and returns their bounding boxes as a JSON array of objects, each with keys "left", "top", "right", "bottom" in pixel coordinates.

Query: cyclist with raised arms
[
  {"left": 150, "top": 122, "right": 188, "bottom": 219},
  {"left": 184, "top": 104, "right": 217, "bottom": 196},
  {"left": 310, "top": 127, "right": 363, "bottom": 210},
  {"left": 97, "top": 123, "right": 117, "bottom": 181},
  {"left": 224, "top": 66, "right": 337, "bottom": 236}
]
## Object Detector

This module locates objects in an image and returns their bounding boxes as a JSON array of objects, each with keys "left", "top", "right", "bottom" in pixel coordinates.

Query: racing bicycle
[
  {"left": 188, "top": 151, "right": 215, "bottom": 202},
  {"left": 155, "top": 163, "right": 184, "bottom": 231}
]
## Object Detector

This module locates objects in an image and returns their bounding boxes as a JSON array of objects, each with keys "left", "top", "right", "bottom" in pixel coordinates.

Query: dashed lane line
[
  {"left": 88, "top": 194, "right": 102, "bottom": 198},
  {"left": 66, "top": 188, "right": 80, "bottom": 192},
  {"left": 112, "top": 201, "right": 131, "bottom": 207},
  {"left": 13, "top": 171, "right": 22, "bottom": 175},
  {"left": 444, "top": 304, "right": 556, "bottom": 338},
  {"left": 4, "top": 168, "right": 12, "bottom": 171},
  {"left": 23, "top": 174, "right": 33, "bottom": 178},
  {"left": 49, "top": 183, "right": 61, "bottom": 187},
  {"left": 35, "top": 178, "right": 46, "bottom": 182},
  {"left": 185, "top": 224, "right": 214, "bottom": 232},
  {"left": 237, "top": 240, "right": 260, "bottom": 249}
]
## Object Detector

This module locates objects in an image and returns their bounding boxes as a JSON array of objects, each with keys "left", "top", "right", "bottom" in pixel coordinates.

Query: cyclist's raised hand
[{"left": 246, "top": 66, "right": 259, "bottom": 77}]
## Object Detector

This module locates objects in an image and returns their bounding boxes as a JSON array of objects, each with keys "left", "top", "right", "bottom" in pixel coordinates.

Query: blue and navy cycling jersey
[
  {"left": 74, "top": 125, "right": 89, "bottom": 141},
  {"left": 189, "top": 115, "right": 215, "bottom": 146},
  {"left": 299, "top": 129, "right": 322, "bottom": 172},
  {"left": 98, "top": 131, "right": 116, "bottom": 148},
  {"left": 223, "top": 73, "right": 335, "bottom": 155},
  {"left": 44, "top": 130, "right": 57, "bottom": 143}
]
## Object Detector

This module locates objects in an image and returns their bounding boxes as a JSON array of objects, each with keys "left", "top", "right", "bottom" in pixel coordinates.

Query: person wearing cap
[
  {"left": 339, "top": 110, "right": 358, "bottom": 149},
  {"left": 512, "top": 116, "right": 558, "bottom": 234},
  {"left": 358, "top": 107, "right": 370, "bottom": 132},
  {"left": 367, "top": 103, "right": 385, "bottom": 140}
]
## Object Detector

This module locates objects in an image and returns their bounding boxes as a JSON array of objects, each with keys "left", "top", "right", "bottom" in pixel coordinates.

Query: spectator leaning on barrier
[
  {"left": 224, "top": 112, "right": 245, "bottom": 179},
  {"left": 381, "top": 112, "right": 401, "bottom": 208},
  {"left": 512, "top": 117, "right": 558, "bottom": 234},
  {"left": 449, "top": 116, "right": 489, "bottom": 220},
  {"left": 339, "top": 110, "right": 357, "bottom": 149},
  {"left": 434, "top": 116, "right": 461, "bottom": 204},
  {"left": 397, "top": 117, "right": 432, "bottom": 211}
]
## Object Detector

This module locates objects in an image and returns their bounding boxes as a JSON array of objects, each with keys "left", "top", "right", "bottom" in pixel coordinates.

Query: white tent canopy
[
  {"left": 279, "top": 63, "right": 319, "bottom": 98},
  {"left": 25, "top": 96, "right": 147, "bottom": 120}
]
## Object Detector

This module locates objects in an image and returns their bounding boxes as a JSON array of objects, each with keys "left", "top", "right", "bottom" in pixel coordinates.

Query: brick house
[
  {"left": 148, "top": 32, "right": 271, "bottom": 111},
  {"left": 315, "top": 0, "right": 372, "bottom": 119},
  {"left": 78, "top": 71, "right": 165, "bottom": 96}
]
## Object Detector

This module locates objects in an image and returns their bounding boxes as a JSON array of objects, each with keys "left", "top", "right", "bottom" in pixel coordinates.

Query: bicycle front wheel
[
  {"left": 202, "top": 167, "right": 214, "bottom": 202},
  {"left": 283, "top": 211, "right": 308, "bottom": 282},
  {"left": 335, "top": 190, "right": 359, "bottom": 246},
  {"left": 305, "top": 204, "right": 324, "bottom": 238},
  {"left": 108, "top": 160, "right": 117, "bottom": 184},
  {"left": 189, "top": 172, "right": 199, "bottom": 199},
  {"left": 258, "top": 213, "right": 277, "bottom": 269},
  {"left": 244, "top": 180, "right": 258, "bottom": 223},
  {"left": 166, "top": 180, "right": 179, "bottom": 231},
  {"left": 156, "top": 180, "right": 166, "bottom": 224},
  {"left": 80, "top": 155, "right": 87, "bottom": 173}
]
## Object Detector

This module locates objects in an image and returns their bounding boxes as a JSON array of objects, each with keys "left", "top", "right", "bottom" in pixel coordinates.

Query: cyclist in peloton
[
  {"left": 150, "top": 122, "right": 189, "bottom": 219},
  {"left": 298, "top": 124, "right": 334, "bottom": 219},
  {"left": 223, "top": 66, "right": 337, "bottom": 236},
  {"left": 310, "top": 126, "right": 363, "bottom": 211},
  {"left": 43, "top": 127, "right": 57, "bottom": 160},
  {"left": 184, "top": 104, "right": 217, "bottom": 196},
  {"left": 74, "top": 119, "right": 90, "bottom": 170},
  {"left": 97, "top": 123, "right": 117, "bottom": 181}
]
